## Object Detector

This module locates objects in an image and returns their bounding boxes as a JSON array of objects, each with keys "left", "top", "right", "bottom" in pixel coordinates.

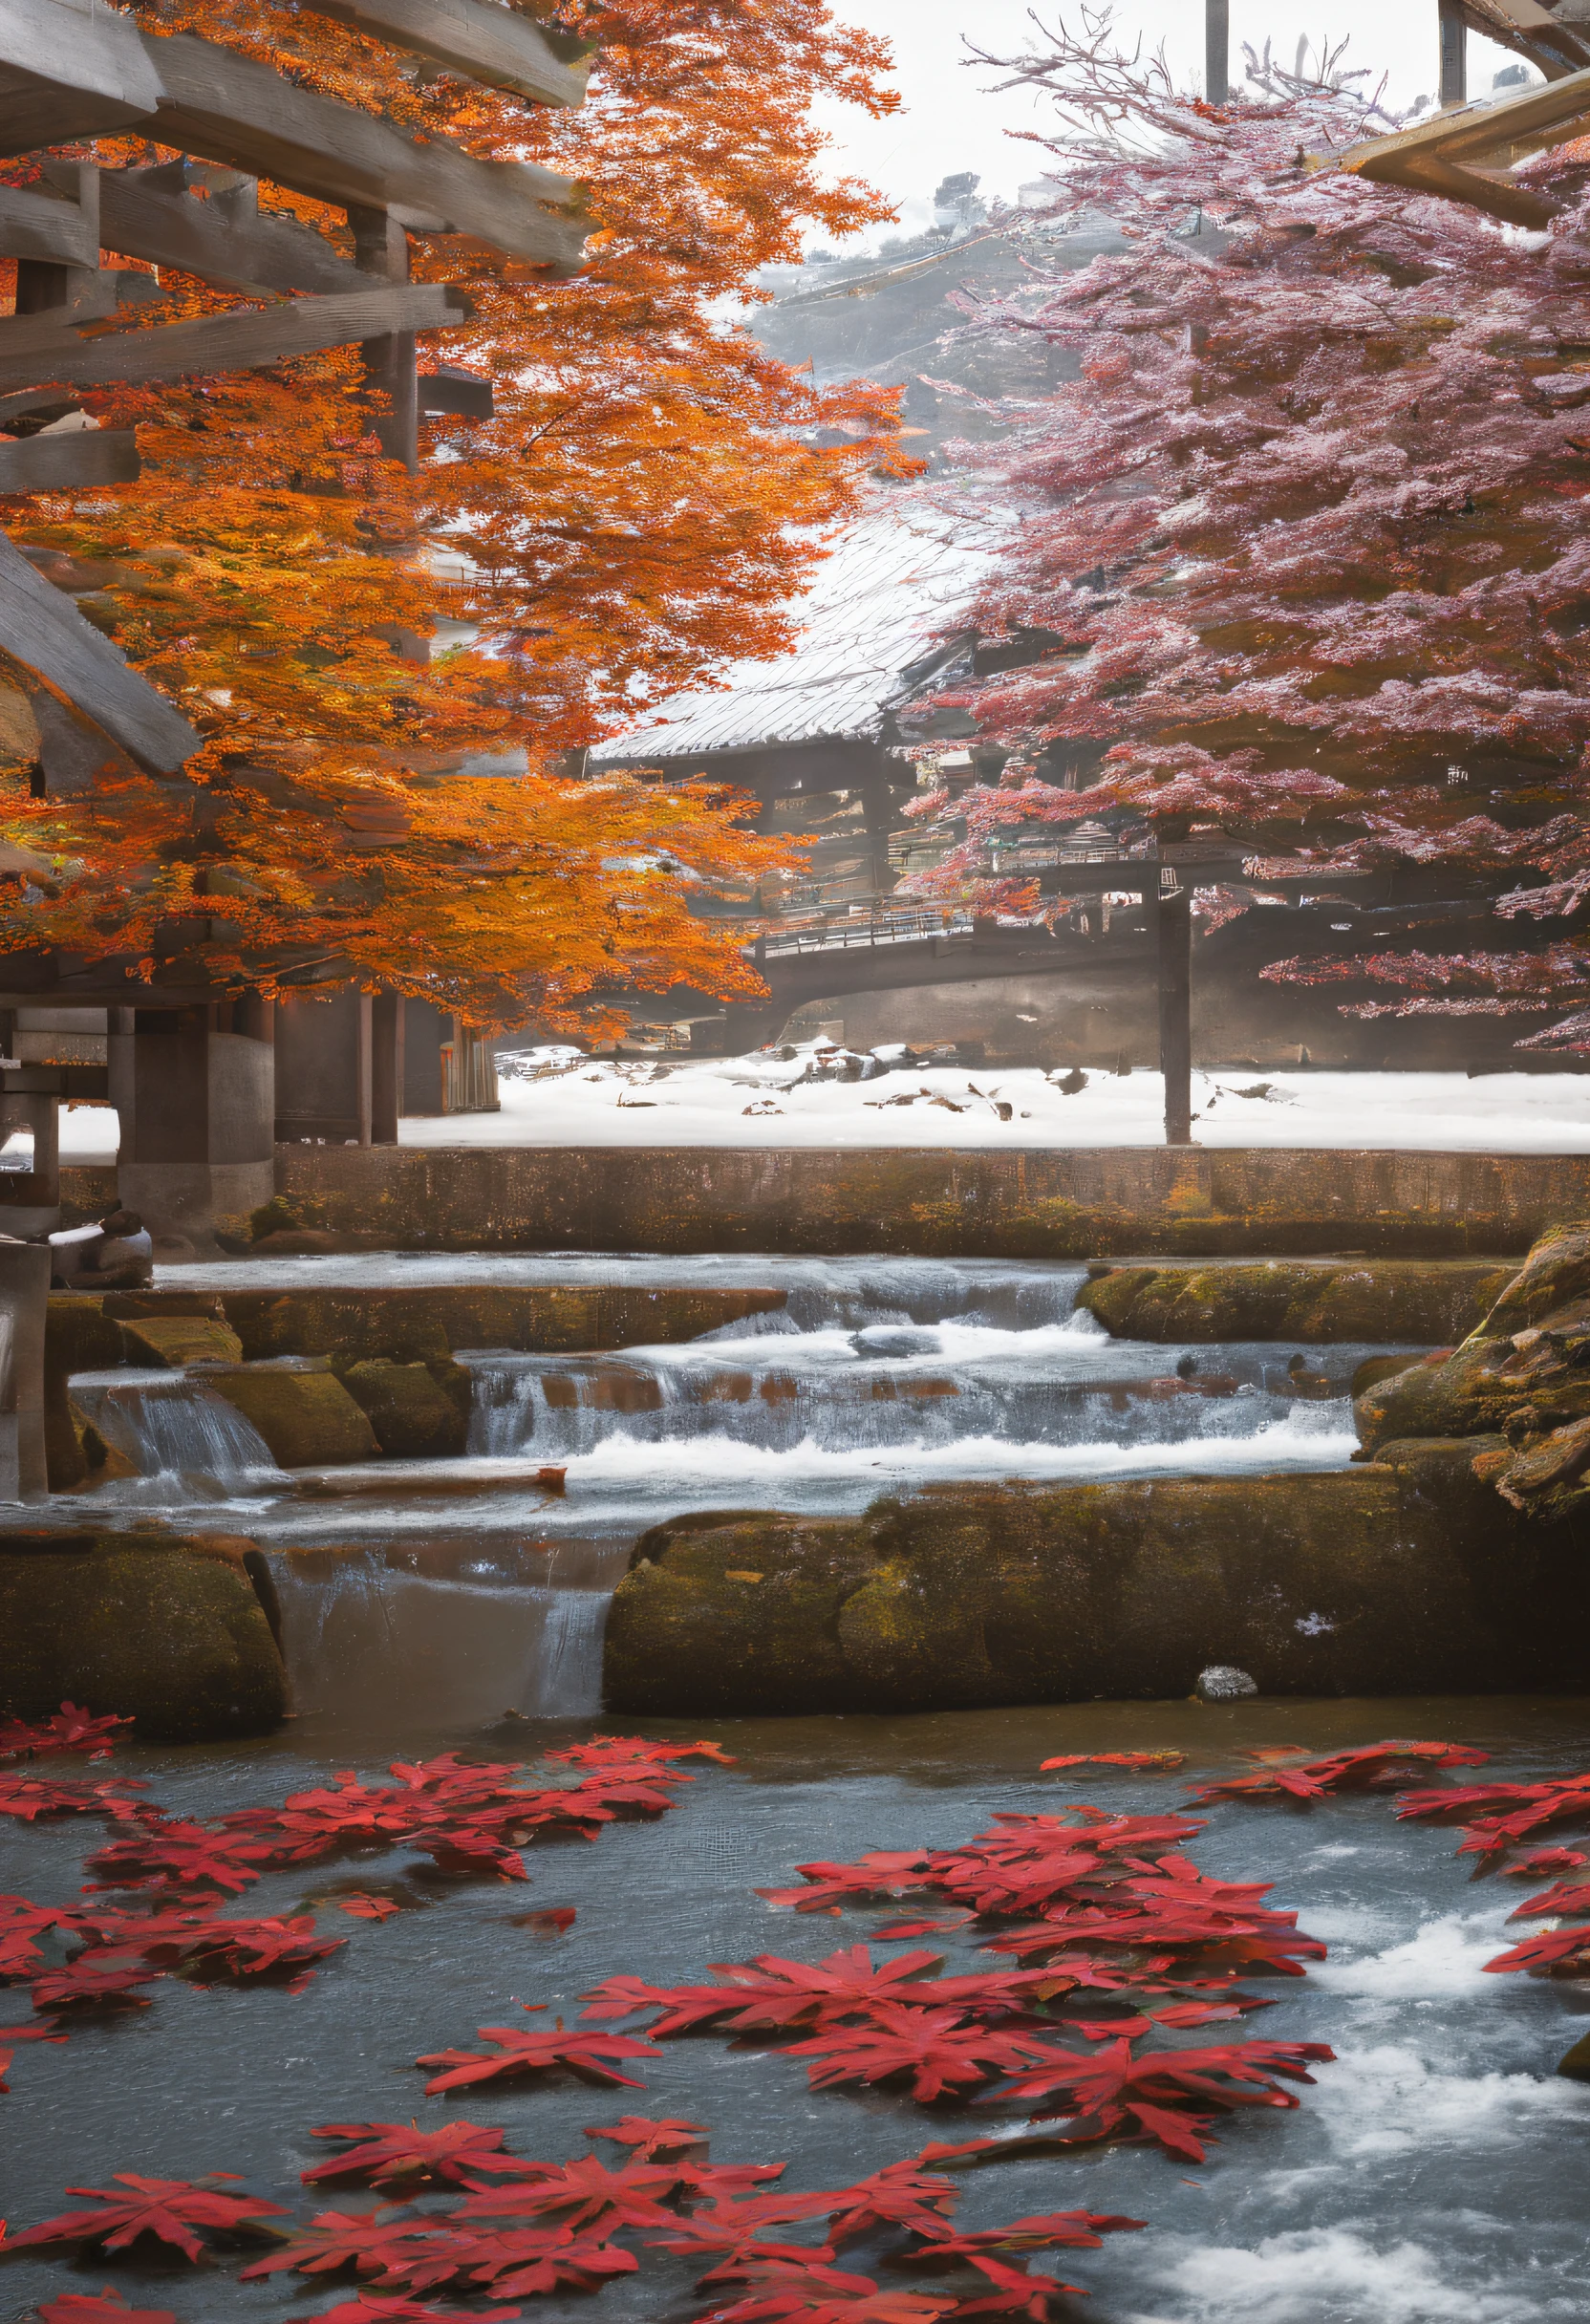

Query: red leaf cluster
[
  {"left": 0, "top": 1706, "right": 132, "bottom": 1763},
  {"left": 1184, "top": 1740, "right": 1489, "bottom": 1805}
]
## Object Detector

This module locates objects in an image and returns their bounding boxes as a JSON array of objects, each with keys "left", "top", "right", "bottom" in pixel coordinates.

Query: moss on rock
[
  {"left": 337, "top": 1359, "right": 467, "bottom": 1457},
  {"left": 1079, "top": 1259, "right": 1511, "bottom": 1345},
  {"left": 204, "top": 1364, "right": 379, "bottom": 1467},
  {"left": 605, "top": 1463, "right": 1585, "bottom": 1716},
  {"left": 119, "top": 1314, "right": 245, "bottom": 1368},
  {"left": 0, "top": 1526, "right": 286, "bottom": 1738}
]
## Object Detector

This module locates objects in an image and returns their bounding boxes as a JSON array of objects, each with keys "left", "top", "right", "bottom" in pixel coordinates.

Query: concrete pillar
[
  {"left": 1206, "top": 0, "right": 1229, "bottom": 102},
  {"left": 0, "top": 1238, "right": 49, "bottom": 1498},
  {"left": 403, "top": 999, "right": 445, "bottom": 1116},
  {"left": 116, "top": 1006, "right": 275, "bottom": 1254},
  {"left": 1439, "top": 0, "right": 1467, "bottom": 105},
  {"left": 372, "top": 993, "right": 403, "bottom": 1145},
  {"left": 0, "top": 1072, "right": 60, "bottom": 1237},
  {"left": 1157, "top": 876, "right": 1193, "bottom": 1146}
]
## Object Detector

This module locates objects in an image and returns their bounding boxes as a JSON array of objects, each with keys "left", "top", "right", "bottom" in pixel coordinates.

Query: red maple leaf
[
  {"left": 1501, "top": 1848, "right": 1586, "bottom": 1879},
  {"left": 816, "top": 2159, "right": 960, "bottom": 2244},
  {"left": 83, "top": 1823, "right": 269, "bottom": 1897},
  {"left": 694, "top": 2258, "right": 953, "bottom": 2322},
  {"left": 547, "top": 1735, "right": 734, "bottom": 1770},
  {"left": 988, "top": 2036, "right": 1336, "bottom": 2161},
  {"left": 0, "top": 1775, "right": 146, "bottom": 1824},
  {"left": 904, "top": 2208, "right": 1146, "bottom": 2319},
  {"left": 407, "top": 1831, "right": 527, "bottom": 1881},
  {"left": 786, "top": 2009, "right": 1058, "bottom": 2103},
  {"left": 1185, "top": 1740, "right": 1487, "bottom": 1805},
  {"left": 418, "top": 2008, "right": 659, "bottom": 2094},
  {"left": 582, "top": 2114, "right": 709, "bottom": 2158},
  {"left": 333, "top": 1895, "right": 403, "bottom": 1921},
  {"left": 287, "top": 2300, "right": 521, "bottom": 2324},
  {"left": 11, "top": 2176, "right": 287, "bottom": 2262},
  {"left": 1483, "top": 1923, "right": 1590, "bottom": 1975},
  {"left": 756, "top": 1856, "right": 941, "bottom": 1914},
  {"left": 456, "top": 2153, "right": 681, "bottom": 2232},
  {"left": 0, "top": 1706, "right": 133, "bottom": 1762},
  {"left": 31, "top": 1960, "right": 162, "bottom": 2011},
  {"left": 36, "top": 2292, "right": 177, "bottom": 2324},
  {"left": 1040, "top": 1753, "right": 1185, "bottom": 1772},
  {"left": 303, "top": 2121, "right": 531, "bottom": 2188},
  {"left": 459, "top": 2228, "right": 640, "bottom": 2298},
  {"left": 240, "top": 2212, "right": 462, "bottom": 2283}
]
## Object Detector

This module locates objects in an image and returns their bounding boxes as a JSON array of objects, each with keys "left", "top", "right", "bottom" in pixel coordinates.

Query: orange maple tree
[{"left": 0, "top": 0, "right": 907, "bottom": 1030}]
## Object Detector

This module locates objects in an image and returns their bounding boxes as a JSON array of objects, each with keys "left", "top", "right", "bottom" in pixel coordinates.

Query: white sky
[{"left": 810, "top": 1, "right": 1527, "bottom": 243}]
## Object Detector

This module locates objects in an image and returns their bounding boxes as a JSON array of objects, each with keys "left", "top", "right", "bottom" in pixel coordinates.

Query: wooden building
[{"left": 0, "top": 0, "right": 591, "bottom": 1249}]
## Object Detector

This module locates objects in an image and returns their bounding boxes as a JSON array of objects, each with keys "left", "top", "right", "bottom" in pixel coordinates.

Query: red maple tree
[{"left": 900, "top": 16, "right": 1590, "bottom": 1045}]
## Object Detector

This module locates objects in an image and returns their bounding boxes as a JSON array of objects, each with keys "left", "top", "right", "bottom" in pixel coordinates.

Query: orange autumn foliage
[{"left": 0, "top": 0, "right": 908, "bottom": 1027}]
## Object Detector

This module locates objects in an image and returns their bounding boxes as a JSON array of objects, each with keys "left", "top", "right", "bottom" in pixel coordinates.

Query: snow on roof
[{"left": 593, "top": 498, "right": 1007, "bottom": 764}]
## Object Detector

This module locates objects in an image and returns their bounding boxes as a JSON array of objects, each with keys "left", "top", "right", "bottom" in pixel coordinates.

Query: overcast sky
[{"left": 810, "top": 1, "right": 1526, "bottom": 242}]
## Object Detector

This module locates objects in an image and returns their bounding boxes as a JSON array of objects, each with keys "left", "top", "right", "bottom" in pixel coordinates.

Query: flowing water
[
  {"left": 3, "top": 1696, "right": 1588, "bottom": 2324},
  {"left": 60, "top": 1257, "right": 1417, "bottom": 1727}
]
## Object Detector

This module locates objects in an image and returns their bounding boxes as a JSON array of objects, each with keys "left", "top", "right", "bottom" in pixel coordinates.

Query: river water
[
  {"left": 59, "top": 1257, "right": 1406, "bottom": 1725},
  {"left": 2, "top": 1697, "right": 1588, "bottom": 2324}
]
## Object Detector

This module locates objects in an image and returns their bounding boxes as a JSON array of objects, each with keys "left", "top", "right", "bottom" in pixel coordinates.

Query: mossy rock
[
  {"left": 338, "top": 1359, "right": 467, "bottom": 1457},
  {"left": 249, "top": 1194, "right": 301, "bottom": 1242},
  {"left": 1481, "top": 1221, "right": 1590, "bottom": 1334},
  {"left": 606, "top": 1465, "right": 1588, "bottom": 1716},
  {"left": 1079, "top": 1260, "right": 1512, "bottom": 1345},
  {"left": 0, "top": 1527, "right": 286, "bottom": 1739},
  {"left": 120, "top": 1314, "right": 245, "bottom": 1368},
  {"left": 204, "top": 1364, "right": 379, "bottom": 1467}
]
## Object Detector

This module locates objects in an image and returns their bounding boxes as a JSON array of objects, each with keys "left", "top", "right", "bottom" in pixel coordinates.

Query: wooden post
[
  {"left": 1439, "top": 0, "right": 1467, "bottom": 107},
  {"left": 1206, "top": 0, "right": 1229, "bottom": 103},
  {"left": 1157, "top": 872, "right": 1193, "bottom": 1146},
  {"left": 371, "top": 991, "right": 402, "bottom": 1144},
  {"left": 347, "top": 202, "right": 418, "bottom": 473},
  {"left": 356, "top": 991, "right": 373, "bottom": 1147}
]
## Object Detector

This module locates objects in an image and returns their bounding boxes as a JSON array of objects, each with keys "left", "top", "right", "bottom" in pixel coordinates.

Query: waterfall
[
  {"left": 266, "top": 1541, "right": 626, "bottom": 1726},
  {"left": 71, "top": 1374, "right": 285, "bottom": 1501}
]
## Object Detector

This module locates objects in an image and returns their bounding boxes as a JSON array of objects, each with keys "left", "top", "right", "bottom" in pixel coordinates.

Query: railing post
[
  {"left": 1157, "top": 871, "right": 1193, "bottom": 1145},
  {"left": 1439, "top": 0, "right": 1467, "bottom": 106},
  {"left": 1206, "top": 0, "right": 1229, "bottom": 101}
]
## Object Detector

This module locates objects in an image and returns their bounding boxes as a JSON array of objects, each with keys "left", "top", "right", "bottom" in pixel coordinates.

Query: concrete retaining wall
[{"left": 264, "top": 1145, "right": 1590, "bottom": 1257}]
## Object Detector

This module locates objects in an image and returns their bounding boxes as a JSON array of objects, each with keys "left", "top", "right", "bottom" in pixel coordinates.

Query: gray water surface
[{"left": 2, "top": 1697, "right": 1588, "bottom": 2324}]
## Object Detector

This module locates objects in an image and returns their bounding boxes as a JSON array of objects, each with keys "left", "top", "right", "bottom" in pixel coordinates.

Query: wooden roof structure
[
  {"left": 1327, "top": 6, "right": 1590, "bottom": 227},
  {"left": 0, "top": 0, "right": 591, "bottom": 795}
]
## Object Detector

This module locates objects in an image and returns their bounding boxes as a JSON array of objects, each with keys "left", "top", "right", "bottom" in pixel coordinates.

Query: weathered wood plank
[
  {"left": 420, "top": 365, "right": 493, "bottom": 419},
  {"left": 0, "top": 283, "right": 468, "bottom": 398},
  {"left": 0, "top": 0, "right": 162, "bottom": 157},
  {"left": 0, "top": 428, "right": 140, "bottom": 493},
  {"left": 0, "top": 181, "right": 97, "bottom": 269},
  {"left": 304, "top": 0, "right": 588, "bottom": 107},
  {"left": 0, "top": 525, "right": 198, "bottom": 774},
  {"left": 1458, "top": 0, "right": 1590, "bottom": 79},
  {"left": 143, "top": 32, "right": 589, "bottom": 272},
  {"left": 95, "top": 166, "right": 374, "bottom": 297}
]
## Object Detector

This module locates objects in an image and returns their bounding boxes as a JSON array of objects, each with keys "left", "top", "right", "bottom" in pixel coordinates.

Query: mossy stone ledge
[
  {"left": 606, "top": 1459, "right": 1589, "bottom": 1717},
  {"left": 0, "top": 1525, "right": 287, "bottom": 1738},
  {"left": 1080, "top": 1259, "right": 1513, "bottom": 1345}
]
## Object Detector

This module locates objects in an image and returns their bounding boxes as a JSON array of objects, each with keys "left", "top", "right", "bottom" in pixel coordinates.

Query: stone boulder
[
  {"left": 1353, "top": 1223, "right": 1590, "bottom": 1517},
  {"left": 1080, "top": 1259, "right": 1511, "bottom": 1345},
  {"left": 0, "top": 1525, "right": 286, "bottom": 1738},
  {"left": 606, "top": 1459, "right": 1588, "bottom": 1717},
  {"left": 337, "top": 1359, "right": 467, "bottom": 1458},
  {"left": 203, "top": 1361, "right": 378, "bottom": 1467}
]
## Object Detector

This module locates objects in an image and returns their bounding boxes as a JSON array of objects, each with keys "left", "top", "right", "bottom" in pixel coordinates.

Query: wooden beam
[
  {"left": 0, "top": 282, "right": 469, "bottom": 399},
  {"left": 0, "top": 0, "right": 163, "bottom": 157},
  {"left": 93, "top": 164, "right": 374, "bottom": 297},
  {"left": 1325, "top": 61, "right": 1590, "bottom": 218},
  {"left": 0, "top": 178, "right": 97, "bottom": 269},
  {"left": 0, "top": 525, "right": 199, "bottom": 775},
  {"left": 301, "top": 0, "right": 590, "bottom": 108},
  {"left": 420, "top": 365, "right": 494, "bottom": 419},
  {"left": 0, "top": 428, "right": 140, "bottom": 493},
  {"left": 143, "top": 32, "right": 590, "bottom": 272},
  {"left": 1458, "top": 0, "right": 1590, "bottom": 78}
]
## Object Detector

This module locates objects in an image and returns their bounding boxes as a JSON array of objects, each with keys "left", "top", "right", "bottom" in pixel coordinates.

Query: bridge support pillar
[
  {"left": 114, "top": 1004, "right": 275, "bottom": 1255},
  {"left": 1157, "top": 880, "right": 1192, "bottom": 1145}
]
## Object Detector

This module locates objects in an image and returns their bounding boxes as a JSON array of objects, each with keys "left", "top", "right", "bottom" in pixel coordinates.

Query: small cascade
[
  {"left": 266, "top": 1539, "right": 626, "bottom": 1725},
  {"left": 70, "top": 1372, "right": 286, "bottom": 1502}
]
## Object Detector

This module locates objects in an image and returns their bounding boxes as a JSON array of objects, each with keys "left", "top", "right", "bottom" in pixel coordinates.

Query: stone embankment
[
  {"left": 0, "top": 1525, "right": 286, "bottom": 1738},
  {"left": 242, "top": 1146, "right": 1590, "bottom": 1257},
  {"left": 605, "top": 1221, "right": 1590, "bottom": 1714},
  {"left": 605, "top": 1460, "right": 1574, "bottom": 1715}
]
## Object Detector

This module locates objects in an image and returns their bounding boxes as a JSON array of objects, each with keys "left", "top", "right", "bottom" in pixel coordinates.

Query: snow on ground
[{"left": 55, "top": 1044, "right": 1590, "bottom": 1160}]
